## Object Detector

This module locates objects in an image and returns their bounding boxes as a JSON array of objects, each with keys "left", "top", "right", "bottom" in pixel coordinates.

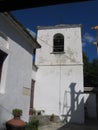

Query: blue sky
[{"left": 12, "top": 0, "right": 98, "bottom": 61}]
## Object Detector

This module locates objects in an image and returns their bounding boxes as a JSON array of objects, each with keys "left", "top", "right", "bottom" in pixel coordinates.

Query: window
[
  {"left": 0, "top": 50, "right": 8, "bottom": 94},
  {"left": 53, "top": 33, "right": 64, "bottom": 53},
  {"left": 0, "top": 50, "right": 7, "bottom": 81}
]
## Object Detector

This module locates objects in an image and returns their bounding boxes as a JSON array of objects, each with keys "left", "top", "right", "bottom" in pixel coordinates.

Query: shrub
[
  {"left": 26, "top": 118, "right": 39, "bottom": 130},
  {"left": 50, "top": 114, "right": 55, "bottom": 121}
]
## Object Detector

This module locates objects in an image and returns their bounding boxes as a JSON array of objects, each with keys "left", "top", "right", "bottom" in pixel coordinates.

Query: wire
[
  {"left": 59, "top": 55, "right": 62, "bottom": 115},
  {"left": 37, "top": 37, "right": 98, "bottom": 78},
  {"left": 37, "top": 37, "right": 53, "bottom": 48},
  {"left": 0, "top": 104, "right": 12, "bottom": 114}
]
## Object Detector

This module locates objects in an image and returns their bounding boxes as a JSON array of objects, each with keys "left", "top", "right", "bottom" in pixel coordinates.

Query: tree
[{"left": 83, "top": 52, "right": 98, "bottom": 87}]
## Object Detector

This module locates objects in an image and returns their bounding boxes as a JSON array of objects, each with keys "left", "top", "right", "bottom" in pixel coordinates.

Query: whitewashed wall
[
  {"left": 34, "top": 25, "right": 84, "bottom": 124},
  {"left": 0, "top": 14, "right": 33, "bottom": 128}
]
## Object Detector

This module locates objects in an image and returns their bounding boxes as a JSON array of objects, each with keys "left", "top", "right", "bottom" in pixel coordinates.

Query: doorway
[{"left": 30, "top": 79, "right": 35, "bottom": 109}]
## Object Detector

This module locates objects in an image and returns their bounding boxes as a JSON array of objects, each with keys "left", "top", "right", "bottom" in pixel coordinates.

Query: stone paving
[
  {"left": 39, "top": 119, "right": 98, "bottom": 130},
  {"left": 39, "top": 122, "right": 63, "bottom": 130}
]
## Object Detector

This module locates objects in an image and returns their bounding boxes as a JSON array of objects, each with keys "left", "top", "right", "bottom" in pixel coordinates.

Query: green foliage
[
  {"left": 50, "top": 114, "right": 55, "bottom": 121},
  {"left": 83, "top": 52, "right": 98, "bottom": 87},
  {"left": 12, "top": 108, "right": 22, "bottom": 117},
  {"left": 26, "top": 118, "right": 39, "bottom": 130}
]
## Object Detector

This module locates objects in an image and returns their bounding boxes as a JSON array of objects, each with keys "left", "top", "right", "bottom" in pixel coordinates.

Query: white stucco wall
[
  {"left": 35, "top": 66, "right": 84, "bottom": 123},
  {"left": 34, "top": 25, "right": 84, "bottom": 124},
  {"left": 0, "top": 14, "right": 34, "bottom": 128},
  {"left": 36, "top": 25, "right": 83, "bottom": 66}
]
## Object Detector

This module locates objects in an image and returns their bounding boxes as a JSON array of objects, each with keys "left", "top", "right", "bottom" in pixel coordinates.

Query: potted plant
[
  {"left": 6, "top": 108, "right": 26, "bottom": 130},
  {"left": 12, "top": 108, "right": 22, "bottom": 119},
  {"left": 29, "top": 108, "right": 36, "bottom": 116}
]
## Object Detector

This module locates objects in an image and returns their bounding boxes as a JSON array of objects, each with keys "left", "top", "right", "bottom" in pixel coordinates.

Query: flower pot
[
  {"left": 29, "top": 111, "right": 33, "bottom": 115},
  {"left": 6, "top": 118, "right": 26, "bottom": 130}
]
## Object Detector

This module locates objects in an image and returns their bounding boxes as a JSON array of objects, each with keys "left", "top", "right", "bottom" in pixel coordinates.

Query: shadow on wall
[
  {"left": 84, "top": 93, "right": 97, "bottom": 120},
  {"left": 62, "top": 83, "right": 84, "bottom": 124}
]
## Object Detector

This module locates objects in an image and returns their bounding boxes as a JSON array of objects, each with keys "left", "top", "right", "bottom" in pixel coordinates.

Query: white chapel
[{"left": 34, "top": 24, "right": 84, "bottom": 124}]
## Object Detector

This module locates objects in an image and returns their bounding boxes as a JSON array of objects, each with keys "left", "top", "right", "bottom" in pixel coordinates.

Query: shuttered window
[{"left": 53, "top": 33, "right": 64, "bottom": 52}]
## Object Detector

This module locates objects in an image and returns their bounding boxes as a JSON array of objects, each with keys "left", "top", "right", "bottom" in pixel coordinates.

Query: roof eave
[{"left": 3, "top": 12, "right": 41, "bottom": 49}]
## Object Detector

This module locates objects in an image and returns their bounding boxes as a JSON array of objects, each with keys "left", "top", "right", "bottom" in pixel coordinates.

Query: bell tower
[{"left": 34, "top": 24, "right": 84, "bottom": 124}]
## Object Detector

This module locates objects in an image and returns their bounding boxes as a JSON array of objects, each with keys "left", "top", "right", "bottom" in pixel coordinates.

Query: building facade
[
  {"left": 34, "top": 25, "right": 84, "bottom": 123},
  {"left": 0, "top": 12, "right": 40, "bottom": 129}
]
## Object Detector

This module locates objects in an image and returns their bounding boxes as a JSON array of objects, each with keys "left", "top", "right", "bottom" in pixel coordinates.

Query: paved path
[
  {"left": 39, "top": 123, "right": 63, "bottom": 130},
  {"left": 39, "top": 119, "right": 98, "bottom": 130}
]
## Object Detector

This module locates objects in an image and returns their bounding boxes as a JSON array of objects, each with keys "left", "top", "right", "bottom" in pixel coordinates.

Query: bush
[
  {"left": 50, "top": 114, "right": 55, "bottom": 121},
  {"left": 26, "top": 118, "right": 39, "bottom": 130}
]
